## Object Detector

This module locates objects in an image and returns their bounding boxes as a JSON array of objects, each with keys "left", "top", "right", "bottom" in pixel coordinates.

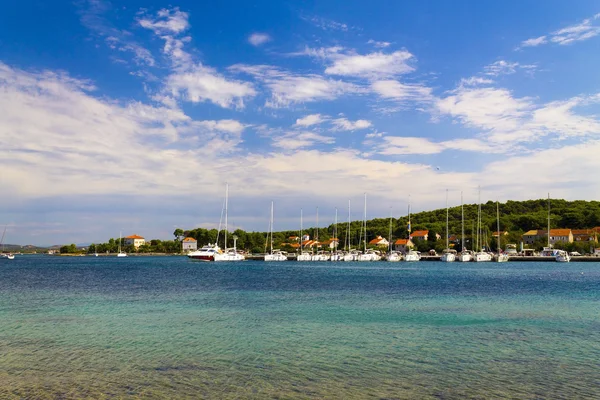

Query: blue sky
[{"left": 1, "top": 0, "right": 600, "bottom": 246}]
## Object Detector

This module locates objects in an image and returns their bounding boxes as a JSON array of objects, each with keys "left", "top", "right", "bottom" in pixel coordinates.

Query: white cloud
[
  {"left": 483, "top": 60, "right": 537, "bottom": 76},
  {"left": 377, "top": 136, "right": 506, "bottom": 155},
  {"left": 367, "top": 39, "right": 391, "bottom": 48},
  {"left": 272, "top": 131, "right": 335, "bottom": 150},
  {"left": 138, "top": 7, "right": 190, "bottom": 35},
  {"left": 324, "top": 50, "right": 414, "bottom": 78},
  {"left": 295, "top": 114, "right": 326, "bottom": 127},
  {"left": 331, "top": 118, "right": 372, "bottom": 131},
  {"left": 229, "top": 64, "right": 364, "bottom": 108},
  {"left": 551, "top": 15, "right": 600, "bottom": 45},
  {"left": 166, "top": 64, "right": 256, "bottom": 108},
  {"left": 195, "top": 120, "right": 249, "bottom": 134},
  {"left": 459, "top": 77, "right": 494, "bottom": 86},
  {"left": 300, "top": 15, "right": 349, "bottom": 31},
  {"left": 371, "top": 80, "right": 433, "bottom": 103},
  {"left": 248, "top": 33, "right": 272, "bottom": 46},
  {"left": 518, "top": 35, "right": 547, "bottom": 48},
  {"left": 518, "top": 13, "right": 600, "bottom": 49}
]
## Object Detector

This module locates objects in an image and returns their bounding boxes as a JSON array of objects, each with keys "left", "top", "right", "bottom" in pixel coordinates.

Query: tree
[{"left": 173, "top": 228, "right": 184, "bottom": 241}]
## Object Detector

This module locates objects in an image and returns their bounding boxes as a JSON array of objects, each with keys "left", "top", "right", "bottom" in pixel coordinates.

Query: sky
[{"left": 1, "top": 0, "right": 600, "bottom": 246}]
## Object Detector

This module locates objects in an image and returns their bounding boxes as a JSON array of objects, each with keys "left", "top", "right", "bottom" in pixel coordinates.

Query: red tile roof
[
  {"left": 550, "top": 229, "right": 571, "bottom": 236},
  {"left": 411, "top": 230, "right": 428, "bottom": 237},
  {"left": 394, "top": 239, "right": 412, "bottom": 245},
  {"left": 368, "top": 235, "right": 387, "bottom": 245},
  {"left": 125, "top": 234, "right": 144, "bottom": 239},
  {"left": 182, "top": 237, "right": 197, "bottom": 242}
]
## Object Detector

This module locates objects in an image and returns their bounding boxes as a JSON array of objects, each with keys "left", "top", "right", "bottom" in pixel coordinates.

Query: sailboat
[
  {"left": 117, "top": 231, "right": 127, "bottom": 257},
  {"left": 188, "top": 184, "right": 245, "bottom": 261},
  {"left": 0, "top": 226, "right": 15, "bottom": 260},
  {"left": 358, "top": 193, "right": 381, "bottom": 262},
  {"left": 343, "top": 200, "right": 359, "bottom": 261},
  {"left": 404, "top": 196, "right": 421, "bottom": 262},
  {"left": 264, "top": 201, "right": 288, "bottom": 261},
  {"left": 543, "top": 193, "right": 570, "bottom": 263},
  {"left": 458, "top": 191, "right": 472, "bottom": 262},
  {"left": 330, "top": 208, "right": 342, "bottom": 261},
  {"left": 311, "top": 207, "right": 329, "bottom": 261},
  {"left": 385, "top": 208, "right": 402, "bottom": 262},
  {"left": 297, "top": 209, "right": 311, "bottom": 261},
  {"left": 474, "top": 187, "right": 492, "bottom": 262},
  {"left": 441, "top": 189, "right": 456, "bottom": 262},
  {"left": 495, "top": 201, "right": 509, "bottom": 262}
]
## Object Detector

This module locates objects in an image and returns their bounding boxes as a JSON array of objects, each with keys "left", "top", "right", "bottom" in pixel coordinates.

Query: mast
[
  {"left": 118, "top": 231, "right": 121, "bottom": 253},
  {"left": 334, "top": 208, "right": 338, "bottom": 254},
  {"left": 497, "top": 200, "right": 500, "bottom": 252},
  {"left": 547, "top": 193, "right": 550, "bottom": 248},
  {"left": 389, "top": 207, "right": 393, "bottom": 254},
  {"left": 270, "top": 201, "right": 274, "bottom": 254},
  {"left": 477, "top": 186, "right": 481, "bottom": 252},
  {"left": 445, "top": 189, "right": 449, "bottom": 250},
  {"left": 408, "top": 195, "right": 411, "bottom": 236},
  {"left": 461, "top": 191, "right": 465, "bottom": 251},
  {"left": 363, "top": 193, "right": 367, "bottom": 252},
  {"left": 316, "top": 206, "right": 319, "bottom": 245},
  {"left": 300, "top": 209, "right": 303, "bottom": 255},
  {"left": 347, "top": 200, "right": 351, "bottom": 251},
  {"left": 224, "top": 183, "right": 228, "bottom": 250}
]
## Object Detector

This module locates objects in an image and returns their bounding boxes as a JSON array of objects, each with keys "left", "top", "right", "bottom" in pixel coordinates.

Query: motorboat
[
  {"left": 385, "top": 251, "right": 403, "bottom": 262},
  {"left": 264, "top": 250, "right": 288, "bottom": 262},
  {"left": 404, "top": 250, "right": 421, "bottom": 262}
]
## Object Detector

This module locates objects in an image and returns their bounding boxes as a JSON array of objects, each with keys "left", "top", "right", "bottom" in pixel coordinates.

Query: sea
[{"left": 1, "top": 256, "right": 599, "bottom": 399}]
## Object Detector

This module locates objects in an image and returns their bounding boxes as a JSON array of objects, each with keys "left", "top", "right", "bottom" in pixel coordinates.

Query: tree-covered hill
[{"left": 178, "top": 198, "right": 600, "bottom": 253}]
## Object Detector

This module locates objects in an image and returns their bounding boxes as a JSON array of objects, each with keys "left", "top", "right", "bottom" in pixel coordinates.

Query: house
[
  {"left": 571, "top": 229, "right": 598, "bottom": 242},
  {"left": 394, "top": 238, "right": 414, "bottom": 253},
  {"left": 124, "top": 234, "right": 145, "bottom": 248},
  {"left": 182, "top": 237, "right": 197, "bottom": 252},
  {"left": 492, "top": 231, "right": 509, "bottom": 238},
  {"left": 522, "top": 230, "right": 541, "bottom": 245},
  {"left": 368, "top": 235, "right": 389, "bottom": 247},
  {"left": 289, "top": 236, "right": 300, "bottom": 242},
  {"left": 301, "top": 239, "right": 318, "bottom": 249},
  {"left": 522, "top": 229, "right": 573, "bottom": 245},
  {"left": 302, "top": 234, "right": 310, "bottom": 241},
  {"left": 410, "top": 230, "right": 429, "bottom": 241},
  {"left": 320, "top": 238, "right": 340, "bottom": 249},
  {"left": 409, "top": 230, "right": 441, "bottom": 241}
]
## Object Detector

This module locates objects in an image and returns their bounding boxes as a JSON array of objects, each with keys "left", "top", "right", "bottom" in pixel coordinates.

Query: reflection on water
[{"left": 1, "top": 256, "right": 599, "bottom": 398}]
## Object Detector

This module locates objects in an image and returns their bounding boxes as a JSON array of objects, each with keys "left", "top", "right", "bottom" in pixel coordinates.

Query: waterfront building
[
  {"left": 124, "top": 234, "right": 145, "bottom": 249},
  {"left": 182, "top": 237, "right": 198, "bottom": 252}
]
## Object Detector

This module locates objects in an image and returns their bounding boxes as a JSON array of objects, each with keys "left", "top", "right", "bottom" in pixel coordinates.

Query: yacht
[
  {"left": 358, "top": 250, "right": 381, "bottom": 262},
  {"left": 311, "top": 251, "right": 330, "bottom": 261},
  {"left": 342, "top": 250, "right": 359, "bottom": 261},
  {"left": 404, "top": 250, "right": 421, "bottom": 262},
  {"left": 385, "top": 251, "right": 403, "bottom": 262},
  {"left": 457, "top": 192, "right": 472, "bottom": 262},
  {"left": 297, "top": 209, "right": 311, "bottom": 261},
  {"left": 0, "top": 226, "right": 15, "bottom": 260},
  {"left": 473, "top": 187, "right": 491, "bottom": 262},
  {"left": 458, "top": 250, "right": 473, "bottom": 262},
  {"left": 117, "top": 231, "right": 127, "bottom": 257},
  {"left": 440, "top": 189, "right": 455, "bottom": 262},
  {"left": 554, "top": 249, "right": 570, "bottom": 263},
  {"left": 495, "top": 201, "right": 509, "bottom": 262},
  {"left": 264, "top": 201, "right": 288, "bottom": 261},
  {"left": 189, "top": 184, "right": 244, "bottom": 262}
]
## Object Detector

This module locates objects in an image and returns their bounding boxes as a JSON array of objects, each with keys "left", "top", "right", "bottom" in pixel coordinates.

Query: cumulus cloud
[
  {"left": 331, "top": 118, "right": 372, "bottom": 131},
  {"left": 229, "top": 64, "right": 363, "bottom": 108},
  {"left": 324, "top": 50, "right": 414, "bottom": 78},
  {"left": 367, "top": 39, "right": 391, "bottom": 48},
  {"left": 138, "top": 7, "right": 190, "bottom": 35},
  {"left": 371, "top": 80, "right": 433, "bottom": 103},
  {"left": 272, "top": 131, "right": 335, "bottom": 150},
  {"left": 248, "top": 33, "right": 272, "bottom": 46},
  {"left": 295, "top": 114, "right": 326, "bottom": 127}
]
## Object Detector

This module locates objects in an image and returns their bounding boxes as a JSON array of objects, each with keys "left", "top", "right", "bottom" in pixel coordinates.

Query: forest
[{"left": 85, "top": 198, "right": 600, "bottom": 254}]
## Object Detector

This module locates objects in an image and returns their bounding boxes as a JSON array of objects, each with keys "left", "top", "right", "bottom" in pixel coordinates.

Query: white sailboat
[
  {"left": 0, "top": 226, "right": 15, "bottom": 260},
  {"left": 188, "top": 184, "right": 244, "bottom": 261},
  {"left": 404, "top": 196, "right": 421, "bottom": 262},
  {"left": 496, "top": 201, "right": 509, "bottom": 262},
  {"left": 342, "top": 200, "right": 358, "bottom": 261},
  {"left": 474, "top": 187, "right": 492, "bottom": 262},
  {"left": 265, "top": 201, "right": 288, "bottom": 261},
  {"left": 441, "top": 189, "right": 456, "bottom": 262},
  {"left": 297, "top": 208, "right": 311, "bottom": 261},
  {"left": 330, "top": 208, "right": 342, "bottom": 261},
  {"left": 311, "top": 207, "right": 329, "bottom": 261},
  {"left": 385, "top": 208, "right": 402, "bottom": 262},
  {"left": 358, "top": 193, "right": 381, "bottom": 262},
  {"left": 458, "top": 191, "right": 472, "bottom": 262},
  {"left": 545, "top": 193, "right": 569, "bottom": 263},
  {"left": 117, "top": 231, "right": 127, "bottom": 257}
]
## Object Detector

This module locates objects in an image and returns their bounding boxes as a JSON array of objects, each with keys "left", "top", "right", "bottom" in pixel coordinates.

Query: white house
[
  {"left": 368, "top": 235, "right": 389, "bottom": 247},
  {"left": 182, "top": 237, "right": 197, "bottom": 252},
  {"left": 124, "top": 234, "right": 145, "bottom": 248}
]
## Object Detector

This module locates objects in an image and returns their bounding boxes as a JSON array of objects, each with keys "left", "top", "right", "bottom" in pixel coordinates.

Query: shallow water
[{"left": 1, "top": 256, "right": 599, "bottom": 399}]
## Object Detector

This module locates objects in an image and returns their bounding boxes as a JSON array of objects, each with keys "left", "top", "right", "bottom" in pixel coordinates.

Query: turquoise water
[{"left": 1, "top": 256, "right": 599, "bottom": 399}]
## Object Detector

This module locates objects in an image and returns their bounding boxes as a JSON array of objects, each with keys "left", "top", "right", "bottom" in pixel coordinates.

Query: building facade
[
  {"left": 124, "top": 234, "right": 145, "bottom": 248},
  {"left": 182, "top": 237, "right": 198, "bottom": 252}
]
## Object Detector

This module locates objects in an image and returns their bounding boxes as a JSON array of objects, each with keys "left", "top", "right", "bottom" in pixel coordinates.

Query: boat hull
[{"left": 441, "top": 253, "right": 456, "bottom": 262}]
